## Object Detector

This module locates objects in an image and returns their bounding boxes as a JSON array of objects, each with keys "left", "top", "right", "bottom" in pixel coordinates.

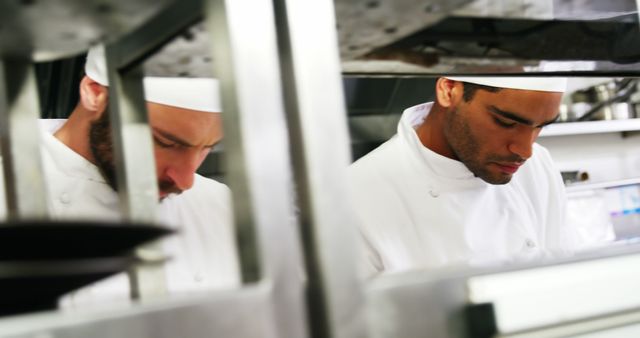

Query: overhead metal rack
[{"left": 336, "top": 0, "right": 640, "bottom": 75}]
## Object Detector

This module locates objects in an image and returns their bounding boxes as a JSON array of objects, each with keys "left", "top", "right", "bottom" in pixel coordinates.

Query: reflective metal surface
[
  {"left": 335, "top": 0, "right": 640, "bottom": 75},
  {"left": 86, "top": 0, "right": 640, "bottom": 77},
  {"left": 206, "top": 0, "right": 309, "bottom": 337},
  {"left": 342, "top": 59, "right": 640, "bottom": 76},
  {"left": 107, "top": 0, "right": 204, "bottom": 71},
  {"left": 334, "top": 0, "right": 473, "bottom": 60},
  {"left": 367, "top": 244, "right": 640, "bottom": 338},
  {"left": 0, "top": 60, "right": 48, "bottom": 219},
  {"left": 0, "top": 0, "right": 175, "bottom": 61},
  {"left": 343, "top": 14, "right": 640, "bottom": 75},
  {"left": 0, "top": 284, "right": 277, "bottom": 338},
  {"left": 273, "top": 0, "right": 368, "bottom": 337},
  {"left": 367, "top": 269, "right": 471, "bottom": 338},
  {"left": 554, "top": 0, "right": 637, "bottom": 20},
  {"left": 101, "top": 44, "right": 166, "bottom": 299}
]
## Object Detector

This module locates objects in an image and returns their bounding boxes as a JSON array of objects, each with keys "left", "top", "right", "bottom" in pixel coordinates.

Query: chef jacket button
[
  {"left": 525, "top": 239, "right": 536, "bottom": 248},
  {"left": 429, "top": 189, "right": 439, "bottom": 198},
  {"left": 60, "top": 192, "right": 71, "bottom": 204},
  {"left": 194, "top": 273, "right": 203, "bottom": 282}
]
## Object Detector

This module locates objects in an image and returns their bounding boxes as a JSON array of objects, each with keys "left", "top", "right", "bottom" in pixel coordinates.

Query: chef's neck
[
  {"left": 53, "top": 104, "right": 98, "bottom": 165},
  {"left": 415, "top": 104, "right": 458, "bottom": 160}
]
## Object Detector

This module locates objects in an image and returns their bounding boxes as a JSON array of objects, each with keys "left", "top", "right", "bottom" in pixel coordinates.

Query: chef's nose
[
  {"left": 508, "top": 129, "right": 537, "bottom": 160},
  {"left": 165, "top": 153, "right": 200, "bottom": 191}
]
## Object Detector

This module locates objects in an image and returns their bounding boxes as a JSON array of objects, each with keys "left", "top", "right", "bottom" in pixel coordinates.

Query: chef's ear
[
  {"left": 79, "top": 75, "right": 108, "bottom": 117},
  {"left": 435, "top": 77, "right": 461, "bottom": 108}
]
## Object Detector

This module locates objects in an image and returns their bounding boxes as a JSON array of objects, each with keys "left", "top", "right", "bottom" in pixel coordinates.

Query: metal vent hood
[{"left": 336, "top": 0, "right": 640, "bottom": 75}]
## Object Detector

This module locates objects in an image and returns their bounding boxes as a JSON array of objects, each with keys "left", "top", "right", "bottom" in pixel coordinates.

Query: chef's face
[
  {"left": 444, "top": 84, "right": 562, "bottom": 184},
  {"left": 89, "top": 103, "right": 222, "bottom": 199}
]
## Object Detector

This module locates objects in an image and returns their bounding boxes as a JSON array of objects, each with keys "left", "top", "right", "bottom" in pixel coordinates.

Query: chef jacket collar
[
  {"left": 398, "top": 102, "right": 486, "bottom": 185},
  {"left": 40, "top": 120, "right": 107, "bottom": 184}
]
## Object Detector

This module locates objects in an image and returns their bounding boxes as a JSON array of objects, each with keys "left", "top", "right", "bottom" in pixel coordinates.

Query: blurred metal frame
[
  {"left": 206, "top": 0, "right": 309, "bottom": 336},
  {"left": 0, "top": 284, "right": 278, "bottom": 338},
  {"left": 0, "top": 59, "right": 49, "bottom": 219},
  {"left": 272, "top": 0, "right": 368, "bottom": 337}
]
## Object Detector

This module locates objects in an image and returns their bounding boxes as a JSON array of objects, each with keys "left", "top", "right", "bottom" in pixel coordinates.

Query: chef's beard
[
  {"left": 444, "top": 107, "right": 524, "bottom": 185},
  {"left": 89, "top": 111, "right": 118, "bottom": 191},
  {"left": 88, "top": 111, "right": 183, "bottom": 200}
]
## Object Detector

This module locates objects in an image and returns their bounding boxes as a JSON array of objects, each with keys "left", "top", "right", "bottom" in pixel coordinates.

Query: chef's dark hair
[{"left": 462, "top": 82, "right": 501, "bottom": 102}]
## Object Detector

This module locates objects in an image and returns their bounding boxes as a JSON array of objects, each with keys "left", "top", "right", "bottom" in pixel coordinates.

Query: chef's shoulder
[
  {"left": 520, "top": 143, "right": 558, "bottom": 178},
  {"left": 349, "top": 137, "right": 402, "bottom": 184},
  {"left": 514, "top": 142, "right": 563, "bottom": 195},
  {"left": 348, "top": 137, "right": 408, "bottom": 211}
]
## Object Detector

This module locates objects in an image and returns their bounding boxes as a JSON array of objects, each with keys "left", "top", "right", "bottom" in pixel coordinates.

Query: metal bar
[
  {"left": 205, "top": 0, "right": 309, "bottom": 337},
  {"left": 341, "top": 59, "right": 640, "bottom": 76},
  {"left": 99, "top": 0, "right": 213, "bottom": 303},
  {"left": 367, "top": 272, "right": 471, "bottom": 338},
  {"left": 103, "top": 46, "right": 159, "bottom": 224},
  {"left": 205, "top": 0, "right": 259, "bottom": 286},
  {"left": 103, "top": 45, "right": 166, "bottom": 299},
  {"left": 272, "top": 0, "right": 368, "bottom": 337},
  {"left": 0, "top": 59, "right": 49, "bottom": 219}
]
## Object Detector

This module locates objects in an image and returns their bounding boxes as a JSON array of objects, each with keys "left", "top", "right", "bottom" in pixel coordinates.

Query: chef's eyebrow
[
  {"left": 488, "top": 105, "right": 559, "bottom": 127},
  {"left": 152, "top": 127, "right": 216, "bottom": 148}
]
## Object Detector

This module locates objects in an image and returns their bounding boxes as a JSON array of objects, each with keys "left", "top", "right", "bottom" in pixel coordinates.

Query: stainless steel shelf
[
  {"left": 0, "top": 285, "right": 278, "bottom": 338},
  {"left": 540, "top": 118, "right": 640, "bottom": 137},
  {"left": 367, "top": 244, "right": 640, "bottom": 338},
  {"left": 566, "top": 177, "right": 640, "bottom": 193}
]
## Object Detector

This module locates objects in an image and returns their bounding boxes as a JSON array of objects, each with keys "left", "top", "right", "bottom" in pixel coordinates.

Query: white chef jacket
[
  {"left": 349, "top": 103, "right": 593, "bottom": 275},
  {"left": 0, "top": 119, "right": 240, "bottom": 306}
]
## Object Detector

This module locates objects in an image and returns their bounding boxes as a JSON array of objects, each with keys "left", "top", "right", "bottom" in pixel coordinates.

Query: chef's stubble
[
  {"left": 89, "top": 110, "right": 118, "bottom": 191},
  {"left": 88, "top": 110, "right": 183, "bottom": 199},
  {"left": 444, "top": 107, "right": 517, "bottom": 185}
]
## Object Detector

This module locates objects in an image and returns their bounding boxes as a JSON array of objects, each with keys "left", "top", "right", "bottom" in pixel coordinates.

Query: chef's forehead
[{"left": 85, "top": 45, "right": 221, "bottom": 113}]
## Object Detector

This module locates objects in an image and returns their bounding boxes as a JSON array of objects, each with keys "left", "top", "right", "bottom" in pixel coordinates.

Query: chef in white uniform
[
  {"left": 0, "top": 46, "right": 241, "bottom": 305},
  {"left": 350, "top": 77, "right": 610, "bottom": 275}
]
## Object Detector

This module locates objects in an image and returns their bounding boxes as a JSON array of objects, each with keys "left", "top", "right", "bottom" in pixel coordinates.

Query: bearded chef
[
  {"left": 349, "top": 77, "right": 613, "bottom": 275},
  {"left": 0, "top": 45, "right": 241, "bottom": 305}
]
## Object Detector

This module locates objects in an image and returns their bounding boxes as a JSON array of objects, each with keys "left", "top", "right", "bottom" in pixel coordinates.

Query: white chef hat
[
  {"left": 444, "top": 77, "right": 567, "bottom": 93},
  {"left": 85, "top": 45, "right": 222, "bottom": 113}
]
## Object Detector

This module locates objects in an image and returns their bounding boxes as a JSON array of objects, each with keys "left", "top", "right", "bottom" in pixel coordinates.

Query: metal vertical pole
[
  {"left": 206, "top": 0, "right": 309, "bottom": 337},
  {"left": 102, "top": 45, "right": 167, "bottom": 300},
  {"left": 272, "top": 0, "right": 368, "bottom": 337},
  {"left": 0, "top": 59, "right": 49, "bottom": 220}
]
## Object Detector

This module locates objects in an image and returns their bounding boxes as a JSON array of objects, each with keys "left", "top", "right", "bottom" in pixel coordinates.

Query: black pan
[{"left": 0, "top": 221, "right": 174, "bottom": 260}]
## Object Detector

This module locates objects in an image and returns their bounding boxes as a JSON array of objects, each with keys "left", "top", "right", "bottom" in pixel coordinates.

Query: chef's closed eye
[
  {"left": 153, "top": 134, "right": 177, "bottom": 148},
  {"left": 492, "top": 116, "right": 517, "bottom": 128}
]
